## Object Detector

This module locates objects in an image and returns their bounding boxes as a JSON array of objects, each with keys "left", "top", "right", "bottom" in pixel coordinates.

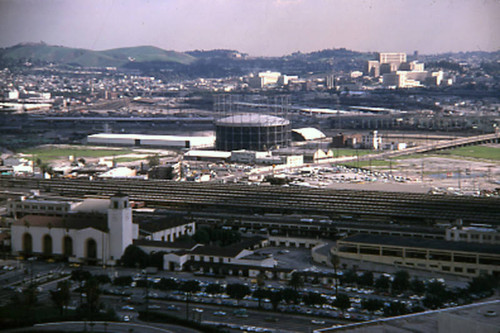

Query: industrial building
[
  {"left": 87, "top": 133, "right": 215, "bottom": 149},
  {"left": 215, "top": 113, "right": 291, "bottom": 151}
]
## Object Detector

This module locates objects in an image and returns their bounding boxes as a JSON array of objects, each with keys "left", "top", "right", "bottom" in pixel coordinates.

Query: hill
[{"left": 0, "top": 42, "right": 196, "bottom": 67}]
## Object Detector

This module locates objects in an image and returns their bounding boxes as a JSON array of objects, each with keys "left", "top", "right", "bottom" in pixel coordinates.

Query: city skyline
[{"left": 0, "top": 0, "right": 499, "bottom": 57}]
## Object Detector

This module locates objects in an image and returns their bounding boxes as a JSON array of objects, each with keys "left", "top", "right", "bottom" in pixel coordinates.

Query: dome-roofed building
[{"left": 215, "top": 113, "right": 291, "bottom": 151}]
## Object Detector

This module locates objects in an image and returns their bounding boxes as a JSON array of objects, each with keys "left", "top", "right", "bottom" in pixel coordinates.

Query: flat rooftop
[{"left": 340, "top": 234, "right": 500, "bottom": 255}]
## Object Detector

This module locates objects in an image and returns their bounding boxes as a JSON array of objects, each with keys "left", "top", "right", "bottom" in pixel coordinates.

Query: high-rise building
[
  {"left": 366, "top": 60, "right": 380, "bottom": 77},
  {"left": 379, "top": 52, "right": 407, "bottom": 65}
]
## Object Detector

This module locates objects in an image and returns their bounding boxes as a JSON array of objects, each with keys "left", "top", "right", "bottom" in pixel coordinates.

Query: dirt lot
[{"left": 329, "top": 156, "right": 500, "bottom": 195}]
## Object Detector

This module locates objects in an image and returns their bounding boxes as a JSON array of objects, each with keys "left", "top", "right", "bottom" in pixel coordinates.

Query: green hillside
[
  {"left": 0, "top": 43, "right": 196, "bottom": 67},
  {"left": 102, "top": 46, "right": 196, "bottom": 65}
]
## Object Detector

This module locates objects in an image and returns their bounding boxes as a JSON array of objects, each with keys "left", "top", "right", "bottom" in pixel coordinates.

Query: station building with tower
[{"left": 9, "top": 193, "right": 195, "bottom": 266}]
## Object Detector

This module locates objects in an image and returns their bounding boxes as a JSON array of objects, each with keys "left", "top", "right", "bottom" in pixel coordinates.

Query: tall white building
[
  {"left": 362, "top": 130, "right": 382, "bottom": 150},
  {"left": 108, "top": 194, "right": 133, "bottom": 261}
]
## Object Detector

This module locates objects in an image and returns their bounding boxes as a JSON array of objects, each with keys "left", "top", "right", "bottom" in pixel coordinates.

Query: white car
[
  {"left": 121, "top": 305, "right": 135, "bottom": 311},
  {"left": 213, "top": 311, "right": 226, "bottom": 316}
]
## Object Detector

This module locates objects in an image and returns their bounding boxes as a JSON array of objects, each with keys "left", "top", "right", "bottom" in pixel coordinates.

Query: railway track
[{"left": 1, "top": 177, "right": 499, "bottom": 224}]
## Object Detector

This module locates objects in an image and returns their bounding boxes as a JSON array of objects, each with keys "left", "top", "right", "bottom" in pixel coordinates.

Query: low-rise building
[
  {"left": 8, "top": 198, "right": 77, "bottom": 218},
  {"left": 163, "top": 236, "right": 271, "bottom": 271},
  {"left": 361, "top": 130, "right": 382, "bottom": 150},
  {"left": 446, "top": 225, "right": 500, "bottom": 244},
  {"left": 334, "top": 234, "right": 500, "bottom": 277},
  {"left": 140, "top": 217, "right": 196, "bottom": 243}
]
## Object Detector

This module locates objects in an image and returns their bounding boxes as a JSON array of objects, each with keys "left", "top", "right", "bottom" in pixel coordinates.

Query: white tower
[{"left": 108, "top": 193, "right": 133, "bottom": 262}]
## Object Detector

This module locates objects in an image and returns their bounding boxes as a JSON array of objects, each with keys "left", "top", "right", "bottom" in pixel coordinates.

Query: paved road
[
  {"left": 4, "top": 321, "right": 200, "bottom": 333},
  {"left": 103, "top": 294, "right": 347, "bottom": 333}
]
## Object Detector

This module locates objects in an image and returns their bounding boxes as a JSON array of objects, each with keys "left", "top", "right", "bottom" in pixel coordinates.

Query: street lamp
[{"left": 27, "top": 256, "right": 36, "bottom": 285}]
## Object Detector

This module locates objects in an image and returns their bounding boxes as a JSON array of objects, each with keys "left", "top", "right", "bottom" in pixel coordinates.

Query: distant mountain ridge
[
  {"left": 1, "top": 42, "right": 498, "bottom": 79},
  {"left": 0, "top": 42, "right": 196, "bottom": 67}
]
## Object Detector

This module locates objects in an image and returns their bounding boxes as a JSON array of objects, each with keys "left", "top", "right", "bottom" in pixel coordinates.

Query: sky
[{"left": 0, "top": 0, "right": 499, "bottom": 56}]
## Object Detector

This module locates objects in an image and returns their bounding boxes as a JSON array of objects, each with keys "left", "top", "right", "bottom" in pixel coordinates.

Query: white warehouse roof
[
  {"left": 184, "top": 150, "right": 231, "bottom": 159},
  {"left": 98, "top": 167, "right": 137, "bottom": 178},
  {"left": 292, "top": 127, "right": 326, "bottom": 141},
  {"left": 87, "top": 133, "right": 215, "bottom": 149}
]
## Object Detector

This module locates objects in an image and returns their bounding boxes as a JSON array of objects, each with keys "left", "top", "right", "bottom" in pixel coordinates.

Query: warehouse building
[{"left": 87, "top": 133, "right": 215, "bottom": 149}]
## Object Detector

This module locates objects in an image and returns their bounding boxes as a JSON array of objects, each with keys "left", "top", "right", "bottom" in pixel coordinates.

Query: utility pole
[
  {"left": 421, "top": 160, "right": 424, "bottom": 183},
  {"left": 457, "top": 168, "right": 461, "bottom": 190},
  {"left": 356, "top": 149, "right": 360, "bottom": 169},
  {"left": 144, "top": 269, "right": 149, "bottom": 320}
]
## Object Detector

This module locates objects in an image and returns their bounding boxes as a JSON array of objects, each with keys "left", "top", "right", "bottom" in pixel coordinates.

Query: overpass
[{"left": 361, "top": 132, "right": 500, "bottom": 161}]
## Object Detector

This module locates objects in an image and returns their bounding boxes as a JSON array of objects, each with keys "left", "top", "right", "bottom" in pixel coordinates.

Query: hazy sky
[{"left": 0, "top": 0, "right": 499, "bottom": 56}]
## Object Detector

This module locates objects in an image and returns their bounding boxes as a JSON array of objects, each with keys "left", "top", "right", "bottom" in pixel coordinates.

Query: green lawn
[
  {"left": 17, "top": 145, "right": 133, "bottom": 163},
  {"left": 435, "top": 146, "right": 500, "bottom": 161},
  {"left": 114, "top": 156, "right": 148, "bottom": 163},
  {"left": 333, "top": 148, "right": 382, "bottom": 157},
  {"left": 393, "top": 146, "right": 500, "bottom": 162}
]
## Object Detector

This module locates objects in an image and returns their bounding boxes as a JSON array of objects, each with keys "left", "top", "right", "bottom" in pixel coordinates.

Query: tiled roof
[{"left": 15, "top": 213, "right": 109, "bottom": 232}]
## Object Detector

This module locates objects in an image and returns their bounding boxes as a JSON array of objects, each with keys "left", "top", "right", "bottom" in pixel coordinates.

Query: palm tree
[
  {"left": 331, "top": 253, "right": 340, "bottom": 297},
  {"left": 50, "top": 280, "right": 71, "bottom": 315},
  {"left": 288, "top": 272, "right": 304, "bottom": 292},
  {"left": 255, "top": 271, "right": 267, "bottom": 308},
  {"left": 180, "top": 280, "right": 200, "bottom": 320}
]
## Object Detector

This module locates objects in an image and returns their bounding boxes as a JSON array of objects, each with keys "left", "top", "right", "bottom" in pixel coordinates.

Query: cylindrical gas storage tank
[{"left": 215, "top": 113, "right": 291, "bottom": 151}]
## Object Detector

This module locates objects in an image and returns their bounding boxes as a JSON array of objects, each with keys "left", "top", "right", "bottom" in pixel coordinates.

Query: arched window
[
  {"left": 23, "top": 233, "right": 32, "bottom": 254},
  {"left": 63, "top": 236, "right": 73, "bottom": 257},
  {"left": 86, "top": 238, "right": 97, "bottom": 259},
  {"left": 43, "top": 234, "right": 52, "bottom": 255}
]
